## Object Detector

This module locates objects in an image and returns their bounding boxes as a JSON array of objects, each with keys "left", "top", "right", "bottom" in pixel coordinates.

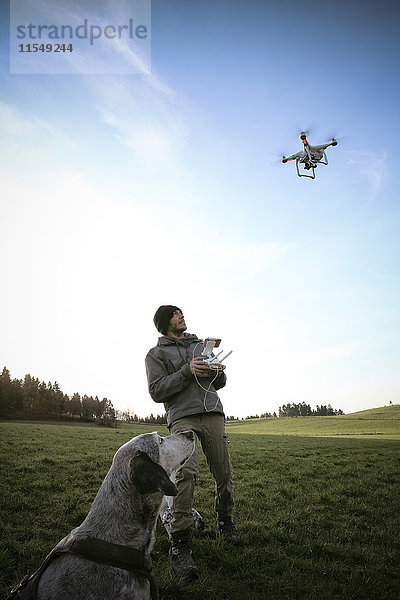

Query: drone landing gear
[
  {"left": 295, "top": 151, "right": 328, "bottom": 179},
  {"left": 296, "top": 159, "right": 316, "bottom": 179},
  {"left": 318, "top": 151, "right": 328, "bottom": 166}
]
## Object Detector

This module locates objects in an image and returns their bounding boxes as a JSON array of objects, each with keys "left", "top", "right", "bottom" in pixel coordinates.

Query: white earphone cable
[{"left": 191, "top": 341, "right": 222, "bottom": 412}]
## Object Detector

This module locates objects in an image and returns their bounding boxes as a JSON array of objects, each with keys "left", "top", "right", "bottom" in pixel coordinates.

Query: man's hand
[{"left": 190, "top": 356, "right": 226, "bottom": 377}]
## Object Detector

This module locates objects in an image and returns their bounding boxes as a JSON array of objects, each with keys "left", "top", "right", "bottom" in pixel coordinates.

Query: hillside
[
  {"left": 340, "top": 404, "right": 400, "bottom": 420},
  {"left": 225, "top": 404, "right": 400, "bottom": 438}
]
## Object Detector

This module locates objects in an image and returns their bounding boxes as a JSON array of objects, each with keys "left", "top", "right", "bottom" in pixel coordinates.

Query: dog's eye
[{"left": 159, "top": 438, "right": 163, "bottom": 444}]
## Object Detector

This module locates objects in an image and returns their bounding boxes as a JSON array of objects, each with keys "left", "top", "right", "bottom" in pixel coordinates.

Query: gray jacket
[{"left": 145, "top": 333, "right": 226, "bottom": 426}]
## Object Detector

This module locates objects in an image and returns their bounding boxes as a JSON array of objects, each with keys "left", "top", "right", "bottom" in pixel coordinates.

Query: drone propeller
[
  {"left": 299, "top": 127, "right": 316, "bottom": 143},
  {"left": 323, "top": 130, "right": 348, "bottom": 144},
  {"left": 272, "top": 152, "right": 288, "bottom": 165},
  {"left": 324, "top": 133, "right": 339, "bottom": 143},
  {"left": 296, "top": 123, "right": 316, "bottom": 137}
]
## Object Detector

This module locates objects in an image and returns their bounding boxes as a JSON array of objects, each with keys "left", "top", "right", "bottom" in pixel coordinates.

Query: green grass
[
  {"left": 1, "top": 410, "right": 399, "bottom": 599},
  {"left": 226, "top": 404, "right": 400, "bottom": 438}
]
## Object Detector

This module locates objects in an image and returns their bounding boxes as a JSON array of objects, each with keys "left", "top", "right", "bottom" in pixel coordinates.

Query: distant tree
[
  {"left": 100, "top": 398, "right": 116, "bottom": 427},
  {"left": 140, "top": 413, "right": 167, "bottom": 424},
  {"left": 52, "top": 381, "right": 65, "bottom": 418},
  {"left": 279, "top": 402, "right": 344, "bottom": 417},
  {"left": 69, "top": 392, "right": 82, "bottom": 419},
  {"left": 22, "top": 374, "right": 37, "bottom": 416},
  {"left": 37, "top": 381, "right": 49, "bottom": 417},
  {"left": 117, "top": 409, "right": 140, "bottom": 422},
  {"left": 0, "top": 367, "right": 12, "bottom": 416},
  {"left": 93, "top": 396, "right": 103, "bottom": 420},
  {"left": 11, "top": 376, "right": 24, "bottom": 414},
  {"left": 81, "top": 395, "right": 95, "bottom": 421},
  {"left": 299, "top": 402, "right": 312, "bottom": 416},
  {"left": 279, "top": 403, "right": 300, "bottom": 417}
]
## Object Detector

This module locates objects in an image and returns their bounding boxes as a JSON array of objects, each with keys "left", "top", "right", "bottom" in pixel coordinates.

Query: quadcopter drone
[{"left": 282, "top": 131, "right": 338, "bottom": 179}]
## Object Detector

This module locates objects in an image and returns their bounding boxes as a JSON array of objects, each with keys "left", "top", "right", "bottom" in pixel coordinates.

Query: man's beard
[{"left": 171, "top": 324, "right": 187, "bottom": 335}]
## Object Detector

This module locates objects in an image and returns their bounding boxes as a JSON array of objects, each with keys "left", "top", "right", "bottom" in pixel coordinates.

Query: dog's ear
[{"left": 130, "top": 451, "right": 178, "bottom": 496}]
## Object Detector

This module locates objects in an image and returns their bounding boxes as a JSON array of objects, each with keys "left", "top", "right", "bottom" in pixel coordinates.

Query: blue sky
[{"left": 1, "top": 0, "right": 399, "bottom": 417}]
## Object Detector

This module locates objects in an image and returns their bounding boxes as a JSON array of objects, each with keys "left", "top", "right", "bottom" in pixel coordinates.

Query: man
[{"left": 145, "top": 305, "right": 240, "bottom": 580}]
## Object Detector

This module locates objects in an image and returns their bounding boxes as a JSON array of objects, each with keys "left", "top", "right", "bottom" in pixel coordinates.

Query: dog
[{"left": 8, "top": 431, "right": 195, "bottom": 600}]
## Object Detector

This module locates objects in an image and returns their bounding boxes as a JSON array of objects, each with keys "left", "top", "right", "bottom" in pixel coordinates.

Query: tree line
[
  {"left": 278, "top": 402, "right": 343, "bottom": 417},
  {"left": 117, "top": 410, "right": 167, "bottom": 425},
  {"left": 1, "top": 366, "right": 343, "bottom": 425},
  {"left": 244, "top": 411, "right": 278, "bottom": 420},
  {"left": 0, "top": 366, "right": 118, "bottom": 426},
  {"left": 243, "top": 403, "right": 343, "bottom": 420},
  {"left": 0, "top": 366, "right": 168, "bottom": 426}
]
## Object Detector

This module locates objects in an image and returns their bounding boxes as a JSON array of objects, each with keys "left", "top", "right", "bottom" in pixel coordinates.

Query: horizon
[{"left": 2, "top": 362, "right": 398, "bottom": 420}]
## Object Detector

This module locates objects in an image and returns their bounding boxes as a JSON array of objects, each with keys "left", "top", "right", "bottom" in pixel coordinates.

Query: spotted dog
[{"left": 8, "top": 431, "right": 195, "bottom": 600}]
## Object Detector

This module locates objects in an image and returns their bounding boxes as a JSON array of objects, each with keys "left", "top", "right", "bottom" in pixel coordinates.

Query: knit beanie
[{"left": 153, "top": 305, "right": 181, "bottom": 335}]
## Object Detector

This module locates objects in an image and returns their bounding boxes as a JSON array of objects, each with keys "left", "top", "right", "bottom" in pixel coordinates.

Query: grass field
[
  {"left": 1, "top": 407, "right": 399, "bottom": 599},
  {"left": 226, "top": 404, "right": 400, "bottom": 438}
]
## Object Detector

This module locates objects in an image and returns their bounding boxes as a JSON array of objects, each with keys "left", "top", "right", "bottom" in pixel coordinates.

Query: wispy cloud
[
  {"left": 68, "top": 19, "right": 189, "bottom": 172},
  {"left": 0, "top": 103, "right": 34, "bottom": 135},
  {"left": 98, "top": 84, "right": 188, "bottom": 172},
  {"left": 346, "top": 149, "right": 387, "bottom": 200},
  {"left": 0, "top": 104, "right": 76, "bottom": 192},
  {"left": 0, "top": 103, "right": 71, "bottom": 145}
]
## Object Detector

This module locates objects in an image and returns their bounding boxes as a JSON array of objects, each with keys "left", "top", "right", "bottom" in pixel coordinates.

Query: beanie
[{"left": 153, "top": 305, "right": 181, "bottom": 335}]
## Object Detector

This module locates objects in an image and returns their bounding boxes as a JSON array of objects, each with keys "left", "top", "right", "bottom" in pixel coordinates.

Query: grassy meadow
[
  {"left": 1, "top": 407, "right": 399, "bottom": 599},
  {"left": 226, "top": 404, "right": 400, "bottom": 438}
]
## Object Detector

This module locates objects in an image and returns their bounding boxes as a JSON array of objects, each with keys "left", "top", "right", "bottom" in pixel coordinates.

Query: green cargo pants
[{"left": 169, "top": 412, "right": 235, "bottom": 534}]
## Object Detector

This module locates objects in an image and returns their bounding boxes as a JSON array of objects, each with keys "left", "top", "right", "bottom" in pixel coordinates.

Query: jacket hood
[{"left": 157, "top": 333, "right": 201, "bottom": 347}]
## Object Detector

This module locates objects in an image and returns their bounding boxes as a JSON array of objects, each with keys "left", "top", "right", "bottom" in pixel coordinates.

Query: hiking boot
[
  {"left": 170, "top": 529, "right": 199, "bottom": 581},
  {"left": 218, "top": 516, "right": 241, "bottom": 544}
]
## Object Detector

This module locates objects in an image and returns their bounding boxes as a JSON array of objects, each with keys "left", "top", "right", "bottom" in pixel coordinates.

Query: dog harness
[{"left": 6, "top": 537, "right": 158, "bottom": 600}]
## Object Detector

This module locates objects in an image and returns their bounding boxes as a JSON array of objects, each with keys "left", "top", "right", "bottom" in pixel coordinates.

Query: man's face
[{"left": 168, "top": 309, "right": 187, "bottom": 335}]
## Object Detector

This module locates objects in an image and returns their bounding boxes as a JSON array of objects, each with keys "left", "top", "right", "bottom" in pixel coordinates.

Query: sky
[{"left": 1, "top": 0, "right": 400, "bottom": 419}]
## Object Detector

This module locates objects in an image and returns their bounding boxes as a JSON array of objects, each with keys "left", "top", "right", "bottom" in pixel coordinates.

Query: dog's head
[{"left": 115, "top": 431, "right": 195, "bottom": 497}]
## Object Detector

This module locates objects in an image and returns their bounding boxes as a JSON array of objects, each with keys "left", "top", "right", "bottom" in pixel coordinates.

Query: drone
[{"left": 282, "top": 131, "right": 338, "bottom": 179}]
